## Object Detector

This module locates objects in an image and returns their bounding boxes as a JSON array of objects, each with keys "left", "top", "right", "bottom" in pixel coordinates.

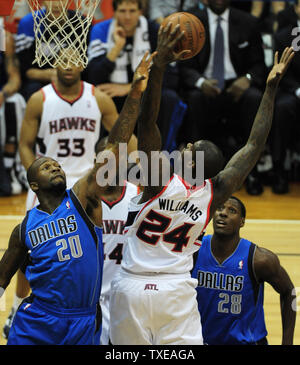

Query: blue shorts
[{"left": 7, "top": 295, "right": 102, "bottom": 345}]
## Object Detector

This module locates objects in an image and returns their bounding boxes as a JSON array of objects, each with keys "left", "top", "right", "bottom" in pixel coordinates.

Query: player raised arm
[
  {"left": 19, "top": 91, "right": 44, "bottom": 170},
  {"left": 72, "top": 51, "right": 156, "bottom": 218},
  {"left": 210, "top": 47, "right": 294, "bottom": 213},
  {"left": 94, "top": 88, "right": 138, "bottom": 154},
  {"left": 137, "top": 23, "right": 189, "bottom": 201},
  {"left": 254, "top": 247, "right": 296, "bottom": 345}
]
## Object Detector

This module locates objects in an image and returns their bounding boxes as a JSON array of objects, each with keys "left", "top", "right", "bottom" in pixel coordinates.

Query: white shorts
[
  {"left": 109, "top": 269, "right": 203, "bottom": 345},
  {"left": 99, "top": 295, "right": 110, "bottom": 345}
]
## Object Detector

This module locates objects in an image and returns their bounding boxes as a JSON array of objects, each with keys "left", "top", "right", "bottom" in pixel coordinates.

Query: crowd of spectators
[{"left": 1, "top": 0, "right": 300, "bottom": 197}]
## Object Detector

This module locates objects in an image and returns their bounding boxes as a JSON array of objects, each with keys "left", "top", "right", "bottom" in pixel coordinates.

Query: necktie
[
  {"left": 212, "top": 16, "right": 225, "bottom": 90},
  {"left": 179, "top": 0, "right": 185, "bottom": 12}
]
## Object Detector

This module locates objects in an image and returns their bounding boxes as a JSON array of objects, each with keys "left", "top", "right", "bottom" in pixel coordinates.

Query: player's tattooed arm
[
  {"left": 138, "top": 24, "right": 188, "bottom": 202},
  {"left": 137, "top": 24, "right": 188, "bottom": 155},
  {"left": 73, "top": 52, "right": 155, "bottom": 222},
  {"left": 0, "top": 225, "right": 28, "bottom": 290},
  {"left": 210, "top": 47, "right": 294, "bottom": 214},
  {"left": 19, "top": 91, "right": 43, "bottom": 170},
  {"left": 91, "top": 50, "right": 157, "bottom": 178}
]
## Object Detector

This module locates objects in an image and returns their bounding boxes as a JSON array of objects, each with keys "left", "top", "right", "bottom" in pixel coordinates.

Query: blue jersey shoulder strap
[{"left": 68, "top": 189, "right": 99, "bottom": 245}]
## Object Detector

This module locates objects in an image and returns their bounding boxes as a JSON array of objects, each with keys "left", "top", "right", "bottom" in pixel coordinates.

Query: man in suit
[
  {"left": 180, "top": 0, "right": 267, "bottom": 195},
  {"left": 271, "top": 22, "right": 300, "bottom": 194},
  {"left": 87, "top": 0, "right": 185, "bottom": 151},
  {"left": 276, "top": 1, "right": 299, "bottom": 32}
]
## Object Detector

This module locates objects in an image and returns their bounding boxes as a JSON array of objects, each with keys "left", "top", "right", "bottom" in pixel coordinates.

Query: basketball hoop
[{"left": 26, "top": 0, "right": 100, "bottom": 69}]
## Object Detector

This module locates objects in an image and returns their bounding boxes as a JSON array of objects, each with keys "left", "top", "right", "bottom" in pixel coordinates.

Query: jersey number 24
[{"left": 136, "top": 210, "right": 195, "bottom": 252}]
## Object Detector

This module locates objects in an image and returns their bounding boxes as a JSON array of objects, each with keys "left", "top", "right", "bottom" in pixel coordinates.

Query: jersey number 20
[{"left": 56, "top": 235, "right": 83, "bottom": 262}]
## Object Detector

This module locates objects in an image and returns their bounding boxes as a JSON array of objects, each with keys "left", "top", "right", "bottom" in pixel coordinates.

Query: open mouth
[
  {"left": 215, "top": 219, "right": 227, "bottom": 227},
  {"left": 52, "top": 174, "right": 64, "bottom": 181}
]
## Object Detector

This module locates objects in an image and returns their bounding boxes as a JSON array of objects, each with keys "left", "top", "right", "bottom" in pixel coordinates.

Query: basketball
[{"left": 161, "top": 12, "right": 205, "bottom": 60}]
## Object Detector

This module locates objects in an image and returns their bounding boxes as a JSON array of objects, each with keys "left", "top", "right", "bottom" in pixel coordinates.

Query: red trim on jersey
[
  {"left": 193, "top": 179, "right": 213, "bottom": 248},
  {"left": 204, "top": 178, "right": 213, "bottom": 229},
  {"left": 137, "top": 174, "right": 175, "bottom": 219},
  {"left": 41, "top": 88, "right": 46, "bottom": 102},
  {"left": 177, "top": 175, "right": 191, "bottom": 190},
  {"left": 51, "top": 81, "right": 84, "bottom": 106},
  {"left": 91, "top": 84, "right": 95, "bottom": 96},
  {"left": 194, "top": 241, "right": 202, "bottom": 247},
  {"left": 177, "top": 175, "right": 206, "bottom": 198},
  {"left": 101, "top": 183, "right": 127, "bottom": 209},
  {"left": 191, "top": 181, "right": 206, "bottom": 192}
]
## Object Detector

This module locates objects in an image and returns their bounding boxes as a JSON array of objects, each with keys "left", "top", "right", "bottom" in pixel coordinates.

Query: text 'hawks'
[
  {"left": 102, "top": 220, "right": 125, "bottom": 235},
  {"left": 49, "top": 117, "right": 96, "bottom": 134}
]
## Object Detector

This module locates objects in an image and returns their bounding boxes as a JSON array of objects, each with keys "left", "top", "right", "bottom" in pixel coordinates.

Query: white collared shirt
[
  {"left": 196, "top": 7, "right": 237, "bottom": 88},
  {"left": 295, "top": 21, "right": 300, "bottom": 98},
  {"left": 205, "top": 7, "right": 237, "bottom": 80}
]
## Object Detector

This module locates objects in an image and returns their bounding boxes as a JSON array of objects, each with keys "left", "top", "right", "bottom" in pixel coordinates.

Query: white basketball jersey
[
  {"left": 101, "top": 182, "right": 140, "bottom": 297},
  {"left": 123, "top": 174, "right": 213, "bottom": 274},
  {"left": 37, "top": 81, "right": 101, "bottom": 189}
]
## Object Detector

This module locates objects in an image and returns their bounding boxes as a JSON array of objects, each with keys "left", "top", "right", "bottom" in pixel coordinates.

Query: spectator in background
[
  {"left": 251, "top": 1, "right": 285, "bottom": 33},
  {"left": 179, "top": 0, "right": 267, "bottom": 195},
  {"left": 270, "top": 16, "right": 300, "bottom": 194},
  {"left": 148, "top": 0, "right": 201, "bottom": 24},
  {"left": 0, "top": 27, "right": 26, "bottom": 196},
  {"left": 87, "top": 0, "right": 186, "bottom": 151},
  {"left": 230, "top": 0, "right": 252, "bottom": 13},
  {"left": 276, "top": 0, "right": 299, "bottom": 32}
]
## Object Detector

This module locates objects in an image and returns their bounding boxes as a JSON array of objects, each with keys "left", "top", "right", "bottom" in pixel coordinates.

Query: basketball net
[{"left": 27, "top": 0, "right": 100, "bottom": 69}]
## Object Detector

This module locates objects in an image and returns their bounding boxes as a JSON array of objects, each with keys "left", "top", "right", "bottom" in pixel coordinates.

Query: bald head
[
  {"left": 194, "top": 140, "right": 225, "bottom": 179},
  {"left": 26, "top": 157, "right": 66, "bottom": 195},
  {"left": 27, "top": 157, "right": 52, "bottom": 185}
]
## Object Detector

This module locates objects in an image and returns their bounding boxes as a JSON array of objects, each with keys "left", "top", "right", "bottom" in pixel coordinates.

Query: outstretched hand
[
  {"left": 131, "top": 51, "right": 158, "bottom": 94},
  {"left": 154, "top": 23, "right": 191, "bottom": 68},
  {"left": 267, "top": 47, "right": 294, "bottom": 88}
]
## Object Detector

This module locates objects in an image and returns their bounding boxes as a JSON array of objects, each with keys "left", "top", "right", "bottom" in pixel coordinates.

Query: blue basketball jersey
[
  {"left": 192, "top": 235, "right": 267, "bottom": 345},
  {"left": 21, "top": 189, "right": 104, "bottom": 310}
]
